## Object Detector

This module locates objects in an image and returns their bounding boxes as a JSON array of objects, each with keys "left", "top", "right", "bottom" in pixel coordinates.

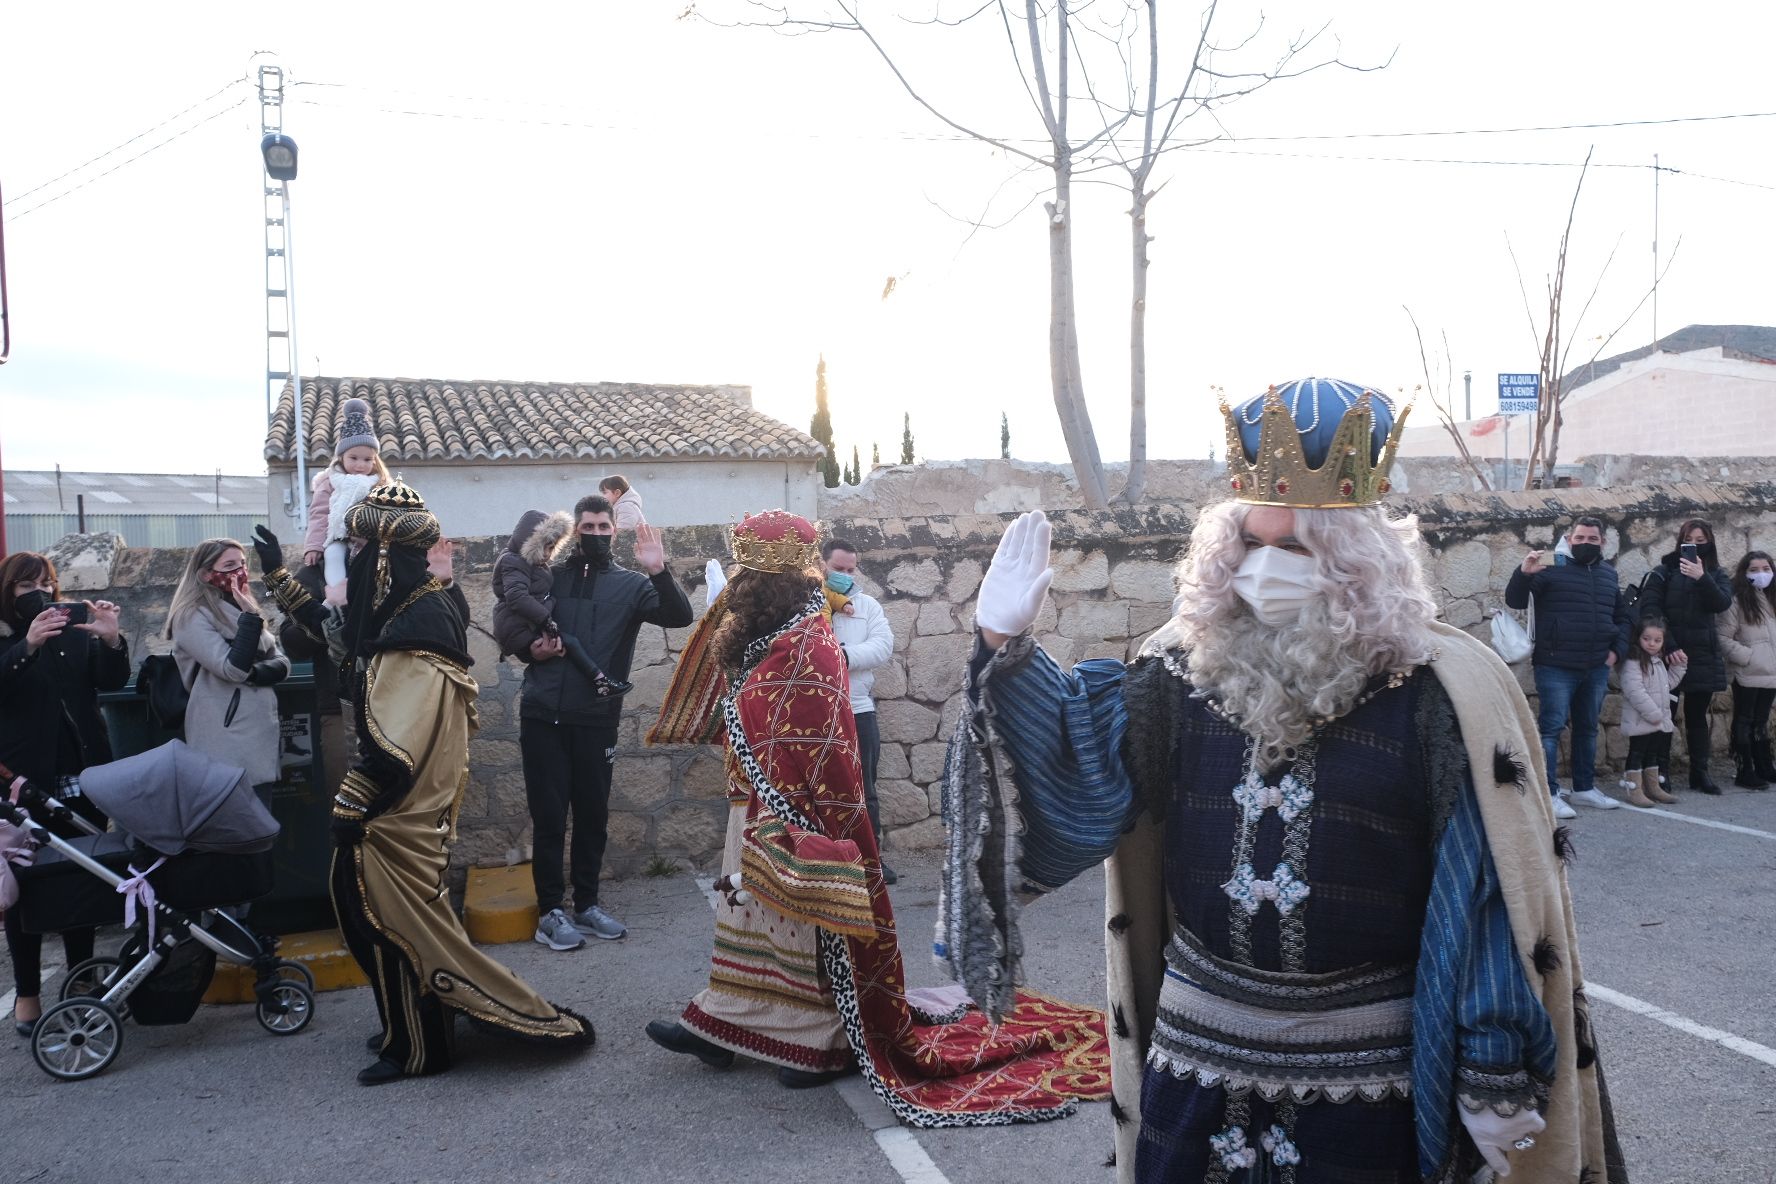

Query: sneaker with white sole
[
  {"left": 535, "top": 908, "right": 586, "bottom": 951},
  {"left": 1551, "top": 794, "right": 1578, "bottom": 820},
  {"left": 1569, "top": 788, "right": 1622, "bottom": 810},
  {"left": 572, "top": 904, "right": 627, "bottom": 941}
]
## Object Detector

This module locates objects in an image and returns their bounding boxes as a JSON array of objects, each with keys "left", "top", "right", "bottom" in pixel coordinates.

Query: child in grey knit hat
[{"left": 302, "top": 396, "right": 390, "bottom": 604}]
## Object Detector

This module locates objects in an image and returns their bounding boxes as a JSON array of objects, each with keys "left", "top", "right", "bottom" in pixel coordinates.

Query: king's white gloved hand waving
[
  {"left": 1460, "top": 1104, "right": 1545, "bottom": 1178},
  {"left": 705, "top": 559, "right": 727, "bottom": 610},
  {"left": 976, "top": 510, "right": 1055, "bottom": 642}
]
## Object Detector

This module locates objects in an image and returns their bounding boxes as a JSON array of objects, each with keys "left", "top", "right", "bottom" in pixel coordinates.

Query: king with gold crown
[{"left": 940, "top": 379, "right": 1628, "bottom": 1184}]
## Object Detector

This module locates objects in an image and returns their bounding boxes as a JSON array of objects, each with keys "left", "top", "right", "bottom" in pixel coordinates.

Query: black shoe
[
  {"left": 595, "top": 677, "right": 633, "bottom": 698},
  {"left": 356, "top": 1058, "right": 407, "bottom": 1086},
  {"left": 365, "top": 1032, "right": 385, "bottom": 1052},
  {"left": 13, "top": 1019, "right": 34, "bottom": 1038},
  {"left": 1733, "top": 761, "right": 1767, "bottom": 790},
  {"left": 1693, "top": 774, "right": 1724, "bottom": 795},
  {"left": 879, "top": 860, "right": 898, "bottom": 885},
  {"left": 646, "top": 1020, "right": 735, "bottom": 1069},
  {"left": 778, "top": 1065, "right": 852, "bottom": 1089}
]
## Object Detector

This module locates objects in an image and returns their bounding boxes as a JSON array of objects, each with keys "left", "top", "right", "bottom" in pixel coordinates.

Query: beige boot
[
  {"left": 1626, "top": 769, "right": 1655, "bottom": 808},
  {"left": 1643, "top": 767, "right": 1677, "bottom": 805}
]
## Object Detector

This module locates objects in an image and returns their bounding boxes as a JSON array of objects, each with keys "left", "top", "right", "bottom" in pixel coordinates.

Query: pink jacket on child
[
  {"left": 1619, "top": 654, "right": 1678, "bottom": 737},
  {"left": 303, "top": 470, "right": 336, "bottom": 554}
]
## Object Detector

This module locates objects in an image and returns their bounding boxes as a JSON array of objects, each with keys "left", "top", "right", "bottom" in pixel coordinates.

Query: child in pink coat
[{"left": 302, "top": 397, "right": 390, "bottom": 605}]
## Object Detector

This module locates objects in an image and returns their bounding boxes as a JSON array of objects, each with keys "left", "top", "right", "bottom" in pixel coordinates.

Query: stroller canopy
[{"left": 77, "top": 741, "right": 279, "bottom": 856}]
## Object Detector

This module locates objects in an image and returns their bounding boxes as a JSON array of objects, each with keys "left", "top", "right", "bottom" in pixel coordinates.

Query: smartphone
[
  {"left": 50, "top": 601, "right": 89, "bottom": 627},
  {"left": 1681, "top": 543, "right": 1699, "bottom": 563}
]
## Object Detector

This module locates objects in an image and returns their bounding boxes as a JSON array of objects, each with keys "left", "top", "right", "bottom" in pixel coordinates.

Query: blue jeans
[{"left": 1534, "top": 664, "right": 1611, "bottom": 793}]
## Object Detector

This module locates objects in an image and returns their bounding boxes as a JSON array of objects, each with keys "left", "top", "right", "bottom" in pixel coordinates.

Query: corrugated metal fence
[{"left": 4, "top": 514, "right": 269, "bottom": 553}]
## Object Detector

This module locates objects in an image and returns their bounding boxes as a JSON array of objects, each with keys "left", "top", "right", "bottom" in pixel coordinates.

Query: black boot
[
  {"left": 1688, "top": 713, "right": 1722, "bottom": 794},
  {"left": 1755, "top": 737, "right": 1776, "bottom": 786},
  {"left": 645, "top": 1020, "right": 735, "bottom": 1069},
  {"left": 1732, "top": 744, "right": 1767, "bottom": 789}
]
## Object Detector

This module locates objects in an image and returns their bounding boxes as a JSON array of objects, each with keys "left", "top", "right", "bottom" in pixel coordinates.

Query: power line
[
  {"left": 1218, "top": 109, "right": 1776, "bottom": 144},
  {"left": 6, "top": 79, "right": 246, "bottom": 206},
  {"left": 1178, "top": 145, "right": 1776, "bottom": 190},
  {"left": 7, "top": 98, "right": 252, "bottom": 220}
]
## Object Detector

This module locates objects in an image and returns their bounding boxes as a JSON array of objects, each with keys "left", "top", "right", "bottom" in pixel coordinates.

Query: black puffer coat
[
  {"left": 0, "top": 611, "right": 131, "bottom": 786},
  {"left": 1505, "top": 558, "right": 1631, "bottom": 671},
  {"left": 1639, "top": 552, "right": 1733, "bottom": 693},
  {"left": 518, "top": 545, "right": 692, "bottom": 726},
  {"left": 492, "top": 510, "right": 573, "bottom": 657}
]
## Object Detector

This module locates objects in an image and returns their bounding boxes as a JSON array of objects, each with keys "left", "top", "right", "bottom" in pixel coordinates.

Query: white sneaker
[
  {"left": 1551, "top": 794, "right": 1578, "bottom": 820},
  {"left": 1569, "top": 788, "right": 1622, "bottom": 810},
  {"left": 534, "top": 908, "right": 586, "bottom": 951}
]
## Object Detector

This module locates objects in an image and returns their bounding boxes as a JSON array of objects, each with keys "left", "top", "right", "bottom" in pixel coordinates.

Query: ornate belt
[{"left": 1147, "top": 929, "right": 1416, "bottom": 1104}]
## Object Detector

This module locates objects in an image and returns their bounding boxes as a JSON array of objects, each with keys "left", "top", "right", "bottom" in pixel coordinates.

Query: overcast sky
[{"left": 3, "top": 1, "right": 1773, "bottom": 478}]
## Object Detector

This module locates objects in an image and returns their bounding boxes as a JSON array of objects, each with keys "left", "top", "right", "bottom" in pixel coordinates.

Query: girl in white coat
[{"left": 1618, "top": 617, "right": 1683, "bottom": 807}]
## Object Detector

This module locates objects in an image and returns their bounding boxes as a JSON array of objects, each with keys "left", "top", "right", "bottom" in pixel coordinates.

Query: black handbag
[{"left": 135, "top": 653, "right": 190, "bottom": 731}]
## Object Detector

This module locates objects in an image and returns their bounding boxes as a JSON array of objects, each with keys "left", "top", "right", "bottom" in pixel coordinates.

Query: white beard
[{"left": 1184, "top": 602, "right": 1384, "bottom": 765}]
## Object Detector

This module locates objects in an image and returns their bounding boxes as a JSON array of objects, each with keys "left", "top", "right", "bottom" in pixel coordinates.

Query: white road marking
[
  {"left": 1622, "top": 807, "right": 1776, "bottom": 840},
  {"left": 836, "top": 1075, "right": 955, "bottom": 1184},
  {"left": 694, "top": 875, "right": 955, "bottom": 1184},
  {"left": 1589, "top": 983, "right": 1776, "bottom": 1071}
]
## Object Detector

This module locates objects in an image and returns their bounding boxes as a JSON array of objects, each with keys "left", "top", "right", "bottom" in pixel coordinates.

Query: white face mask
[
  {"left": 1232, "top": 545, "right": 1319, "bottom": 626},
  {"left": 1751, "top": 571, "right": 1774, "bottom": 590}
]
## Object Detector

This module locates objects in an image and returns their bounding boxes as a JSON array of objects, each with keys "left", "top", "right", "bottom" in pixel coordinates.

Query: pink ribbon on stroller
[{"left": 117, "top": 858, "right": 167, "bottom": 944}]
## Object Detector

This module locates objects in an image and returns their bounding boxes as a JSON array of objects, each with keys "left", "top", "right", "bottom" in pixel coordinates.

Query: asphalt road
[{"left": 4, "top": 782, "right": 1774, "bottom": 1184}]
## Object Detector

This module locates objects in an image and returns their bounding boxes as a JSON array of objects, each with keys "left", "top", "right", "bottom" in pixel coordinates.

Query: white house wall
[{"left": 267, "top": 459, "right": 821, "bottom": 536}]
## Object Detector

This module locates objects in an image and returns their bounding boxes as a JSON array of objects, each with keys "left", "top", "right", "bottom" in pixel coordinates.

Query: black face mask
[
  {"left": 1569, "top": 543, "right": 1602, "bottom": 566},
  {"left": 578, "top": 534, "right": 612, "bottom": 564},
  {"left": 14, "top": 589, "right": 52, "bottom": 623}
]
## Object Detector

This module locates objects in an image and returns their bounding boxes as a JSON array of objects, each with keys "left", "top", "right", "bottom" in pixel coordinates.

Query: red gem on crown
[
  {"left": 1230, "top": 476, "right": 1243, "bottom": 491},
  {"left": 1275, "top": 478, "right": 1291, "bottom": 496},
  {"left": 1339, "top": 478, "right": 1356, "bottom": 498},
  {"left": 1378, "top": 478, "right": 1392, "bottom": 495}
]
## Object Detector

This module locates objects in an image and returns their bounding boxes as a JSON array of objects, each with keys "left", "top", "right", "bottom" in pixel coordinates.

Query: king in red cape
[{"left": 644, "top": 509, "right": 1108, "bottom": 1124}]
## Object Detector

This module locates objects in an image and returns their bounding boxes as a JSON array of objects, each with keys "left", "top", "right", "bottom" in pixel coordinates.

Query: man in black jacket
[
  {"left": 521, "top": 495, "right": 693, "bottom": 951},
  {"left": 1504, "top": 515, "right": 1632, "bottom": 819}
]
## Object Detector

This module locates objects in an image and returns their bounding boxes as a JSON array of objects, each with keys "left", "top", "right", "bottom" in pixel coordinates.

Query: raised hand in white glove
[
  {"left": 976, "top": 510, "right": 1054, "bottom": 645},
  {"left": 705, "top": 559, "right": 727, "bottom": 610},
  {"left": 1460, "top": 1104, "right": 1545, "bottom": 1178}
]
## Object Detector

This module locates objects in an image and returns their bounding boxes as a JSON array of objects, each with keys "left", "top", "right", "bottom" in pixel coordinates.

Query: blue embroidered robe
[{"left": 958, "top": 644, "right": 1556, "bottom": 1183}]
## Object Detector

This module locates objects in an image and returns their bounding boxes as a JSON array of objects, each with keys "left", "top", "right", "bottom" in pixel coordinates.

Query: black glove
[
  {"left": 252, "top": 526, "right": 285, "bottom": 575},
  {"left": 330, "top": 815, "right": 366, "bottom": 847},
  {"left": 247, "top": 660, "right": 288, "bottom": 687}
]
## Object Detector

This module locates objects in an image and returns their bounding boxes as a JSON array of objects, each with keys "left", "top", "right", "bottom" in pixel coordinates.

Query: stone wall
[{"left": 41, "top": 477, "right": 1776, "bottom": 882}]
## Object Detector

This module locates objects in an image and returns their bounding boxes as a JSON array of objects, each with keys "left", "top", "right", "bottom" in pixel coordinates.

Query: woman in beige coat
[
  {"left": 168, "top": 539, "right": 290, "bottom": 788},
  {"left": 1719, "top": 549, "right": 1776, "bottom": 789}
]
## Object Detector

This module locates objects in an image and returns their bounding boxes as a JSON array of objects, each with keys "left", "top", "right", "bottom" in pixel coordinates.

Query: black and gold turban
[{"left": 343, "top": 476, "right": 441, "bottom": 550}]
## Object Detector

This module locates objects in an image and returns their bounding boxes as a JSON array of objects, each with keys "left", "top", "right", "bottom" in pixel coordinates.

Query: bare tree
[
  {"left": 1508, "top": 148, "right": 1681, "bottom": 488},
  {"left": 704, "top": 0, "right": 1378, "bottom": 509},
  {"left": 1404, "top": 306, "right": 1492, "bottom": 491}
]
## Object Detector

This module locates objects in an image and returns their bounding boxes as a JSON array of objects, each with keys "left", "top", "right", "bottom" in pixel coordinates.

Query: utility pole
[
  {"left": 1652, "top": 153, "right": 1660, "bottom": 350},
  {"left": 1463, "top": 371, "right": 1472, "bottom": 422},
  {"left": 0, "top": 178, "right": 11, "bottom": 559},
  {"left": 258, "top": 63, "right": 308, "bottom": 523}
]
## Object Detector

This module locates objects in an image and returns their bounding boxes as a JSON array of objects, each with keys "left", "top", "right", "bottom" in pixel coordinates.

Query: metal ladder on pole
[{"left": 257, "top": 64, "right": 305, "bottom": 522}]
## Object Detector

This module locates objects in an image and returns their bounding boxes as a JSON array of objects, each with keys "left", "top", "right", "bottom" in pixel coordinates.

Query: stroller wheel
[
  {"left": 273, "top": 960, "right": 317, "bottom": 992},
  {"left": 32, "top": 998, "right": 125, "bottom": 1081},
  {"left": 256, "top": 981, "right": 315, "bottom": 1036},
  {"left": 60, "top": 957, "right": 127, "bottom": 1009}
]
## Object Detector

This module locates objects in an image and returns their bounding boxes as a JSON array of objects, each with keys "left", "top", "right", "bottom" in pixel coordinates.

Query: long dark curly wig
[{"left": 713, "top": 566, "right": 822, "bottom": 672}]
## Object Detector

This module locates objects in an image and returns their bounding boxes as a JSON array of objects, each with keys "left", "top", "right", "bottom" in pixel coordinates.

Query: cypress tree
[
  {"left": 1000, "top": 412, "right": 1010, "bottom": 459},
  {"left": 900, "top": 413, "right": 915, "bottom": 465},
  {"left": 871, "top": 442, "right": 880, "bottom": 468},
  {"left": 848, "top": 445, "right": 862, "bottom": 485},
  {"left": 810, "top": 355, "right": 839, "bottom": 487}
]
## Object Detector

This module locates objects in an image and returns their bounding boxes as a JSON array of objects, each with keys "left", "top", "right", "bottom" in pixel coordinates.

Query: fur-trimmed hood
[{"left": 509, "top": 509, "right": 573, "bottom": 566}]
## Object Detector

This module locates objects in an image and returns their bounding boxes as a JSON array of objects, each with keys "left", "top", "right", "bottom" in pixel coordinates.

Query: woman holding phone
[
  {"left": 166, "top": 539, "right": 290, "bottom": 790},
  {"left": 1641, "top": 519, "right": 1734, "bottom": 793},
  {"left": 0, "top": 551, "right": 129, "bottom": 1035}
]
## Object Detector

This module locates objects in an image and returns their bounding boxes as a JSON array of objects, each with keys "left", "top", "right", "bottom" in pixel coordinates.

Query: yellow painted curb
[
  {"left": 463, "top": 864, "right": 539, "bottom": 945},
  {"left": 202, "top": 929, "right": 369, "bottom": 1004}
]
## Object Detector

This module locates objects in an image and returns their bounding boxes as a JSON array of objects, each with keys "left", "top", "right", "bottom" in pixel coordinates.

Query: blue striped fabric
[
  {"left": 1411, "top": 774, "right": 1556, "bottom": 1178},
  {"left": 983, "top": 649, "right": 1140, "bottom": 891}
]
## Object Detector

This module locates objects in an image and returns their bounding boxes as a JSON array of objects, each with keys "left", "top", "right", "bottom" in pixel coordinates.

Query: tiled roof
[{"left": 263, "top": 377, "right": 825, "bottom": 464}]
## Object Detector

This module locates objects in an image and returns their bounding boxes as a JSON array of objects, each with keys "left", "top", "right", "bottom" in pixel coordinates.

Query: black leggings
[
  {"left": 1625, "top": 732, "right": 1672, "bottom": 771},
  {"left": 1677, "top": 690, "right": 1716, "bottom": 776},
  {"left": 1730, "top": 683, "right": 1776, "bottom": 746},
  {"left": 4, "top": 794, "right": 106, "bottom": 998}
]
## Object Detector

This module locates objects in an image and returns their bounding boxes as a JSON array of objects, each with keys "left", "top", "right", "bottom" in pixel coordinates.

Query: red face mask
[{"left": 205, "top": 569, "right": 249, "bottom": 595}]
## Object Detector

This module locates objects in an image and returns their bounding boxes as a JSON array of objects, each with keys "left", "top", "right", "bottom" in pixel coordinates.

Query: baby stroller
[{"left": 1, "top": 741, "right": 317, "bottom": 1081}]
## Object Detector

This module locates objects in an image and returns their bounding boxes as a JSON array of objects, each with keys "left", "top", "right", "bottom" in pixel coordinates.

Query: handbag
[
  {"left": 135, "top": 653, "right": 190, "bottom": 731},
  {"left": 1489, "top": 609, "right": 1534, "bottom": 665}
]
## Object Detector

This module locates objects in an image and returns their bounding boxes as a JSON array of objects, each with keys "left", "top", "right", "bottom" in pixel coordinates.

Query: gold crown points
[
  {"left": 1221, "top": 383, "right": 1410, "bottom": 509},
  {"left": 366, "top": 474, "right": 425, "bottom": 511},
  {"left": 729, "top": 530, "right": 821, "bottom": 575}
]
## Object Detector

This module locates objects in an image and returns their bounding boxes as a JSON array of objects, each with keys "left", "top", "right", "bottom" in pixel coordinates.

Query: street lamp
[{"left": 261, "top": 133, "right": 299, "bottom": 181}]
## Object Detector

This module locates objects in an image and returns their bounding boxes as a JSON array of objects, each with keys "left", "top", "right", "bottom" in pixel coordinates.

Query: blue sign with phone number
[{"left": 1498, "top": 372, "right": 1540, "bottom": 414}]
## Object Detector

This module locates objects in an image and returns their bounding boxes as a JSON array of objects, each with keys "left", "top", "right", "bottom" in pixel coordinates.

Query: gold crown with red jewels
[
  {"left": 1219, "top": 380, "right": 1410, "bottom": 509},
  {"left": 729, "top": 509, "right": 821, "bottom": 574}
]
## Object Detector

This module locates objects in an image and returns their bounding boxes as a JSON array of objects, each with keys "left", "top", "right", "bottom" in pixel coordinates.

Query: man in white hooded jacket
[{"left": 823, "top": 538, "right": 898, "bottom": 882}]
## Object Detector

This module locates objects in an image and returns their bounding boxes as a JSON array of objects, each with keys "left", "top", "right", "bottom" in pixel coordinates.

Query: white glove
[
  {"left": 1460, "top": 1105, "right": 1545, "bottom": 1178},
  {"left": 976, "top": 510, "right": 1054, "bottom": 638},
  {"left": 704, "top": 559, "right": 727, "bottom": 610}
]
